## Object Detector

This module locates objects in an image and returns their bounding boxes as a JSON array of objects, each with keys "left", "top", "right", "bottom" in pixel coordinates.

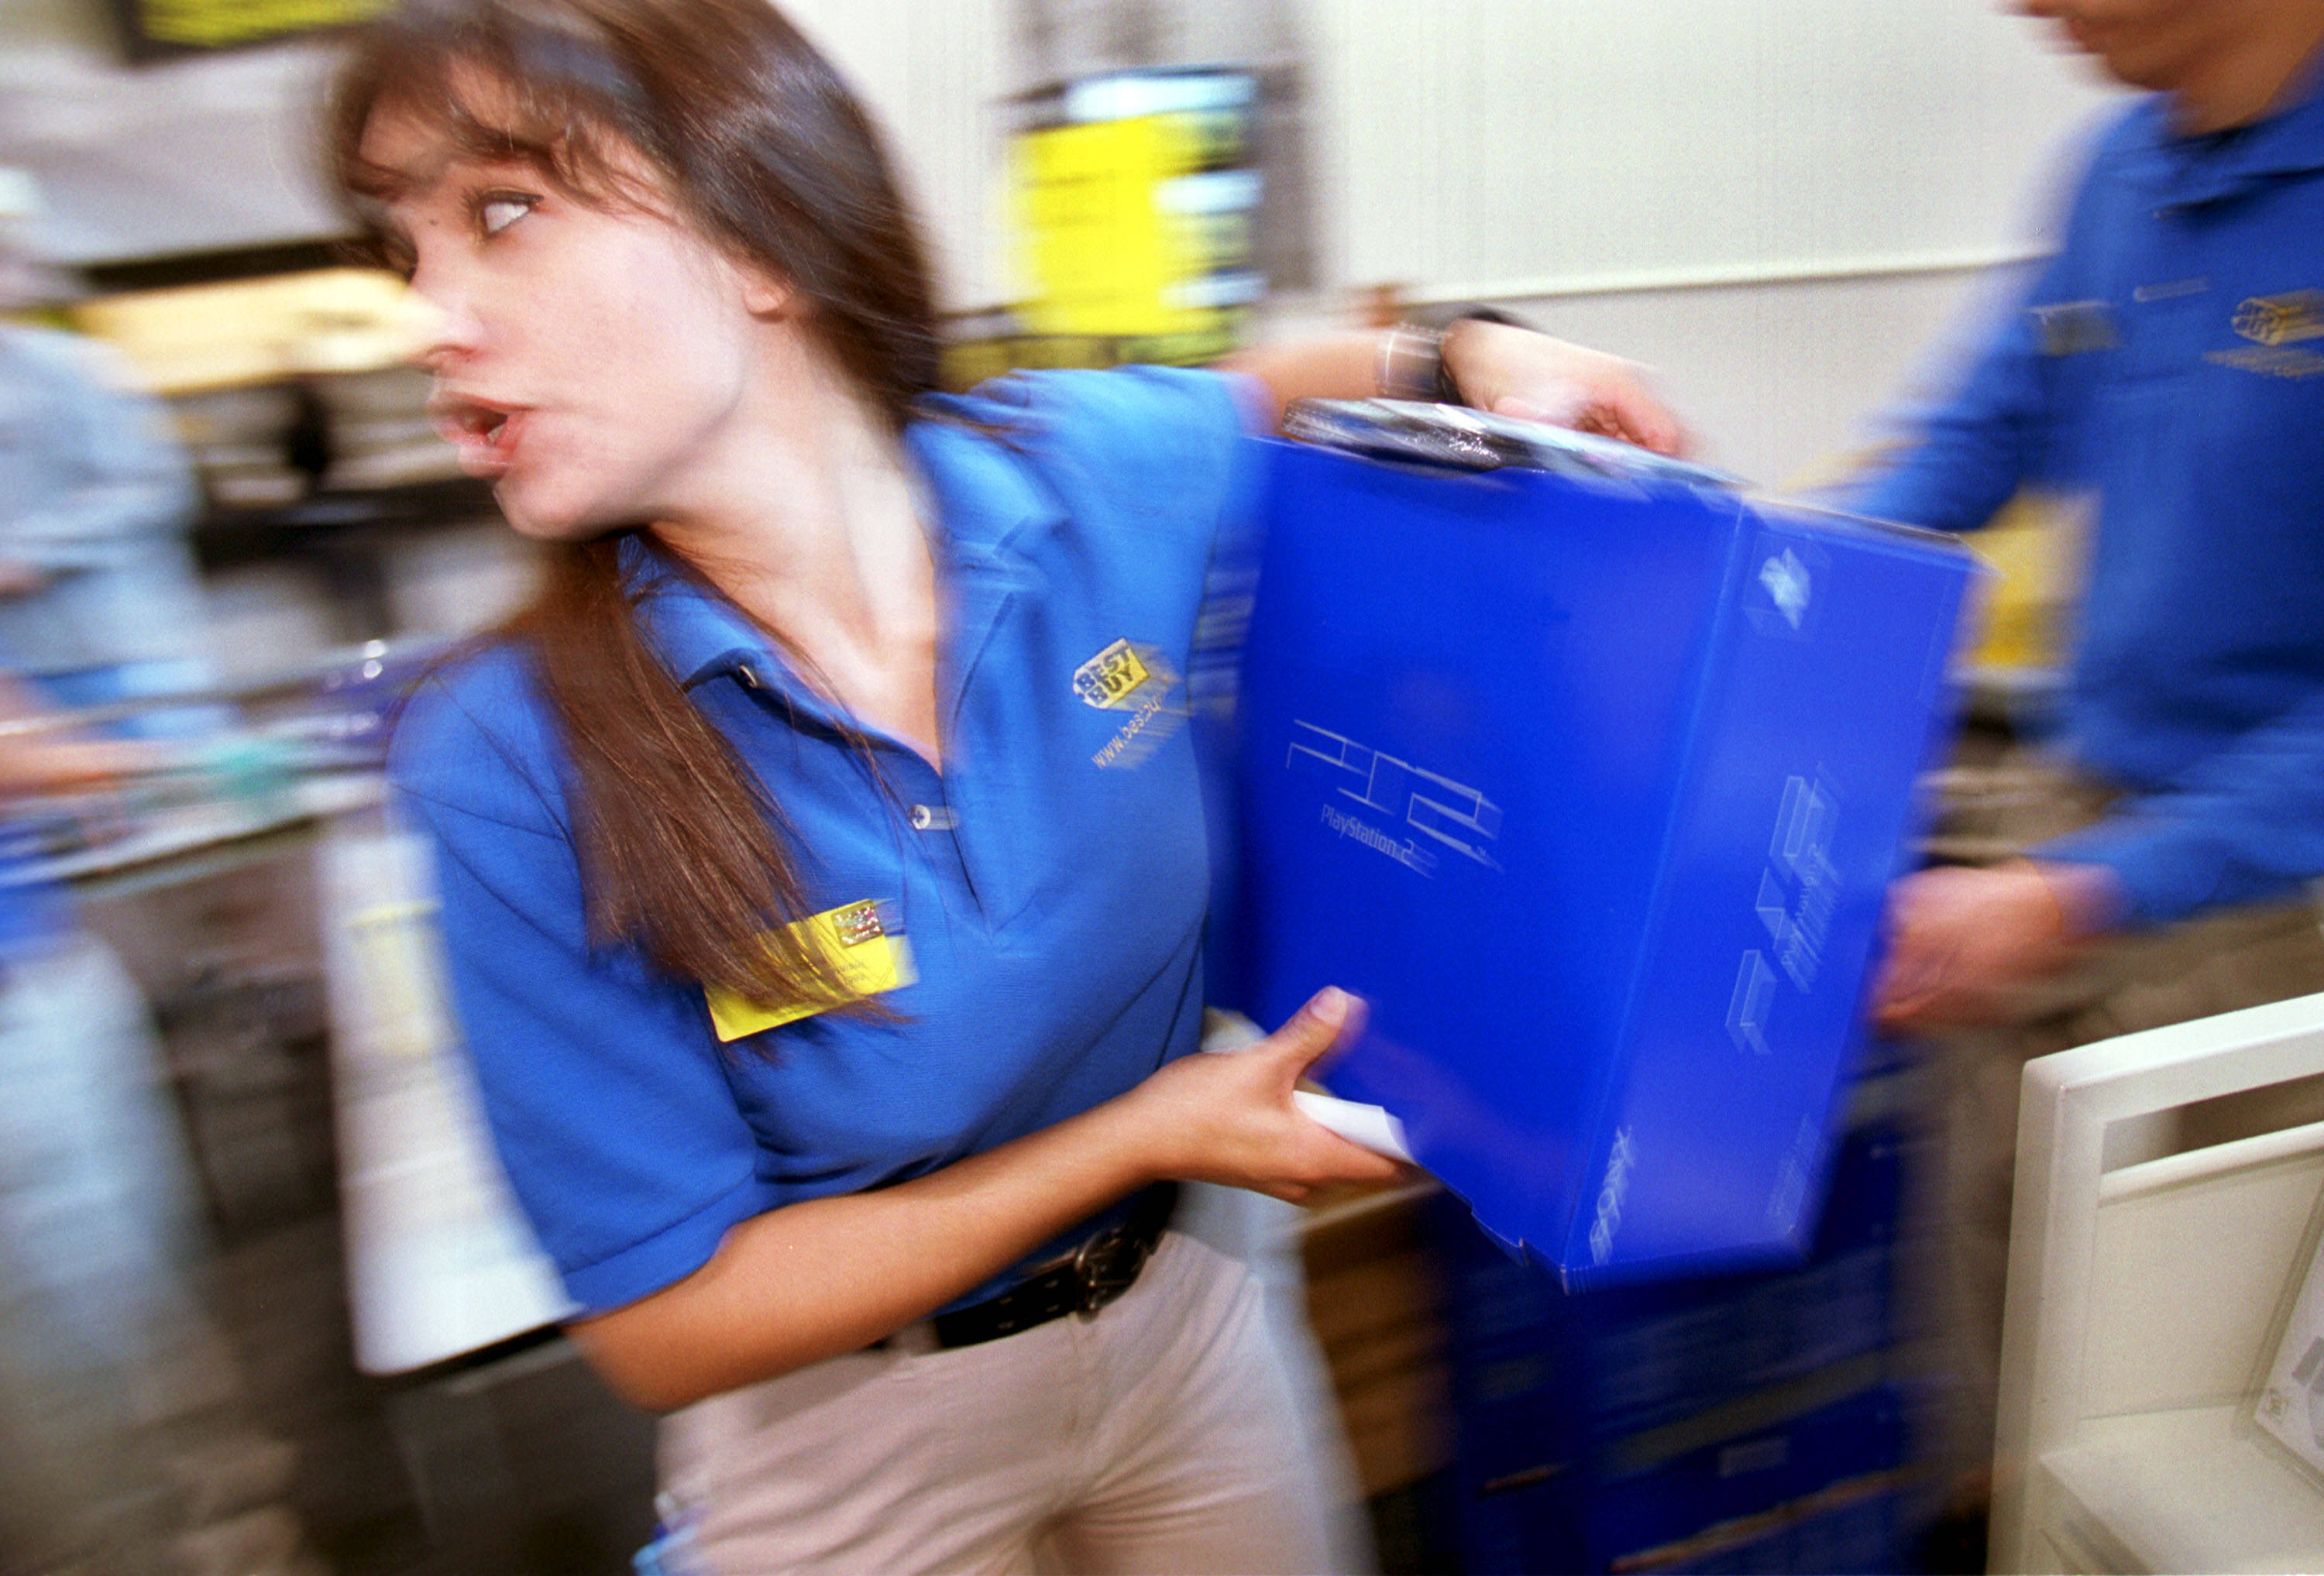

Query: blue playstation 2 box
[{"left": 1219, "top": 417, "right": 1973, "bottom": 1286}]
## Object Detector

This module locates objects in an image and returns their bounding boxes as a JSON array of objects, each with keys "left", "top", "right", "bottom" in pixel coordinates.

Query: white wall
[
  {"left": 0, "top": 36, "right": 347, "bottom": 263},
  {"left": 1305, "top": 0, "right": 2114, "bottom": 300},
  {"left": 770, "top": 0, "right": 1012, "bottom": 309},
  {"left": 1489, "top": 266, "right": 2032, "bottom": 489}
]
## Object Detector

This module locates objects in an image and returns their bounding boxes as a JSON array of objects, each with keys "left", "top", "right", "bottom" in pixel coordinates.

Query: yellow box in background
[
  {"left": 1017, "top": 115, "right": 1210, "bottom": 340},
  {"left": 1010, "top": 68, "right": 1261, "bottom": 360},
  {"left": 1961, "top": 492, "right": 2088, "bottom": 675}
]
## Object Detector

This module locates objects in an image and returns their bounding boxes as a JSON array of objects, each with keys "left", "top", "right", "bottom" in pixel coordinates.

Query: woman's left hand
[{"left": 1440, "top": 318, "right": 1688, "bottom": 457}]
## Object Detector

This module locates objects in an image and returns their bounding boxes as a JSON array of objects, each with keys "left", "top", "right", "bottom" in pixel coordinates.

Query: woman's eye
[{"left": 478, "top": 194, "right": 535, "bottom": 236}]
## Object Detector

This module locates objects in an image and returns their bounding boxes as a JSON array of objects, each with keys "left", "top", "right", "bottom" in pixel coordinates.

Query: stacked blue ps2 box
[
  {"left": 1434, "top": 1118, "right": 1915, "bottom": 1572},
  {"left": 1221, "top": 406, "right": 1975, "bottom": 1286}
]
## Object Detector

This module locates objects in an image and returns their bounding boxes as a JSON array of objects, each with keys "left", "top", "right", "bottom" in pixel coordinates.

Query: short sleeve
[
  {"left": 930, "top": 365, "right": 1266, "bottom": 566},
  {"left": 390, "top": 656, "right": 767, "bottom": 1314}
]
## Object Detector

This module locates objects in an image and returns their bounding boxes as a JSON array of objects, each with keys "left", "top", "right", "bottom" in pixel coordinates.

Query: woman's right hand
[
  {"left": 1117, "top": 988, "right": 1407, "bottom": 1201},
  {"left": 571, "top": 984, "right": 1403, "bottom": 1408}
]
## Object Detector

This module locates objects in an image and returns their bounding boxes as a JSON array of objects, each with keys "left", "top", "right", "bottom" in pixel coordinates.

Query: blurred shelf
[
  {"left": 74, "top": 266, "right": 430, "bottom": 397},
  {"left": 192, "top": 476, "right": 499, "bottom": 568},
  {"left": 15, "top": 774, "right": 386, "bottom": 901},
  {"left": 1954, "top": 659, "right": 2066, "bottom": 733}
]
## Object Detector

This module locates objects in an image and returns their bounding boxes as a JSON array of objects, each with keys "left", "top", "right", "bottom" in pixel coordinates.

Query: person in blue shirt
[
  {"left": 0, "top": 177, "right": 218, "bottom": 736},
  {"left": 1848, "top": 0, "right": 2324, "bottom": 1536},
  {"left": 334, "top": 2, "right": 1682, "bottom": 1570}
]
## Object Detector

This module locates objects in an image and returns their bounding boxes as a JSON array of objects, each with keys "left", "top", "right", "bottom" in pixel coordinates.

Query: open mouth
[{"left": 429, "top": 393, "right": 527, "bottom": 477}]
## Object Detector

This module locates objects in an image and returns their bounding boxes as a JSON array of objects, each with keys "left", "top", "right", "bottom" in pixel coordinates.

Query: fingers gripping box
[{"left": 1221, "top": 438, "right": 1974, "bottom": 1286}]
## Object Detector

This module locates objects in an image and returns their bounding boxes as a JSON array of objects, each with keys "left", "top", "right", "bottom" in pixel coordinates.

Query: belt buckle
[{"left": 1069, "top": 1225, "right": 1146, "bottom": 1317}]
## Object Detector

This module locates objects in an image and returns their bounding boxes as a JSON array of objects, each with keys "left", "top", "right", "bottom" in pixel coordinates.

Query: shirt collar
[
  {"left": 2124, "top": 50, "right": 2324, "bottom": 205},
  {"left": 905, "top": 408, "right": 1061, "bottom": 732},
  {"left": 621, "top": 536, "right": 769, "bottom": 691},
  {"left": 622, "top": 408, "right": 1064, "bottom": 733}
]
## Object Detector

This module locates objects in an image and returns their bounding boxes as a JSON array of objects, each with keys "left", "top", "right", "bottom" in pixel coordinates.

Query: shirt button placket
[{"left": 903, "top": 781, "right": 981, "bottom": 917}]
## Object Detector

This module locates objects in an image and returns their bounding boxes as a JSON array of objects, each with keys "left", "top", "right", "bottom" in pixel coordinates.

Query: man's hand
[
  {"left": 1875, "top": 857, "right": 2124, "bottom": 1028},
  {"left": 1439, "top": 318, "right": 1689, "bottom": 457}
]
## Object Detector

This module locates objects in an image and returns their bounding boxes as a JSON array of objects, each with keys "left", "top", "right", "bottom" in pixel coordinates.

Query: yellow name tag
[{"left": 704, "top": 900, "right": 915, "bottom": 1042}]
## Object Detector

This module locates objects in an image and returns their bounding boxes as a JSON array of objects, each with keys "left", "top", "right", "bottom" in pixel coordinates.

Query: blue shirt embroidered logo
[
  {"left": 2233, "top": 290, "right": 2324, "bottom": 344},
  {"left": 1080, "top": 638, "right": 1186, "bottom": 770},
  {"left": 388, "top": 366, "right": 1261, "bottom": 1316},
  {"left": 2216, "top": 287, "right": 2324, "bottom": 379}
]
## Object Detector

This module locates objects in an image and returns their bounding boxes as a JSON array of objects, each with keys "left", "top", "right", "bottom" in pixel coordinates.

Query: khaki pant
[
  {"left": 1913, "top": 749, "right": 2324, "bottom": 1488},
  {"left": 660, "top": 1193, "right": 1367, "bottom": 1576}
]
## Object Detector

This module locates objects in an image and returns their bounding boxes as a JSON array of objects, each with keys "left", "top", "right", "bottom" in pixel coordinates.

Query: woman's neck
[{"left": 649, "top": 335, "right": 944, "bottom": 764}]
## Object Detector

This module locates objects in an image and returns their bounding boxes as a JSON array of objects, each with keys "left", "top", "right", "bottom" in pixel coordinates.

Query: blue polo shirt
[
  {"left": 1849, "top": 64, "right": 2324, "bottom": 923},
  {"left": 390, "top": 367, "right": 1261, "bottom": 1315}
]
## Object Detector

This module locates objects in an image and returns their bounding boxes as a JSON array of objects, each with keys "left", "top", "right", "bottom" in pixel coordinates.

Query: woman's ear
[{"left": 741, "top": 270, "right": 796, "bottom": 319}]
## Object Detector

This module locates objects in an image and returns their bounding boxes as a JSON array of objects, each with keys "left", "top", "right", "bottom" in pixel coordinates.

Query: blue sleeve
[
  {"left": 390, "top": 659, "right": 767, "bottom": 1315},
  {"left": 933, "top": 365, "right": 1266, "bottom": 563},
  {"left": 1837, "top": 112, "right": 2134, "bottom": 533},
  {"left": 1840, "top": 270, "right": 2061, "bottom": 534},
  {"left": 2039, "top": 685, "right": 2324, "bottom": 923}
]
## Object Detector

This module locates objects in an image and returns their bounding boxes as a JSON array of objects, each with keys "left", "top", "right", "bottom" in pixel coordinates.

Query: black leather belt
[{"left": 920, "top": 1182, "right": 1180, "bottom": 1350}]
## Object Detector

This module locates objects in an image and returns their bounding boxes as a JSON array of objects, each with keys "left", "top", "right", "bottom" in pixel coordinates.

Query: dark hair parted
[{"left": 330, "top": 0, "right": 942, "bottom": 1015}]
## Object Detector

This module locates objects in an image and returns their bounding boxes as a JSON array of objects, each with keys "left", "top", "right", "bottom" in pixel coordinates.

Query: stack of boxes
[{"left": 1436, "top": 1098, "right": 1917, "bottom": 1573}]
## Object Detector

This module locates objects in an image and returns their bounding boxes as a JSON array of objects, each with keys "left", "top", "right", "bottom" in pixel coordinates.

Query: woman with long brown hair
[{"left": 336, "top": 1, "right": 1680, "bottom": 1568}]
